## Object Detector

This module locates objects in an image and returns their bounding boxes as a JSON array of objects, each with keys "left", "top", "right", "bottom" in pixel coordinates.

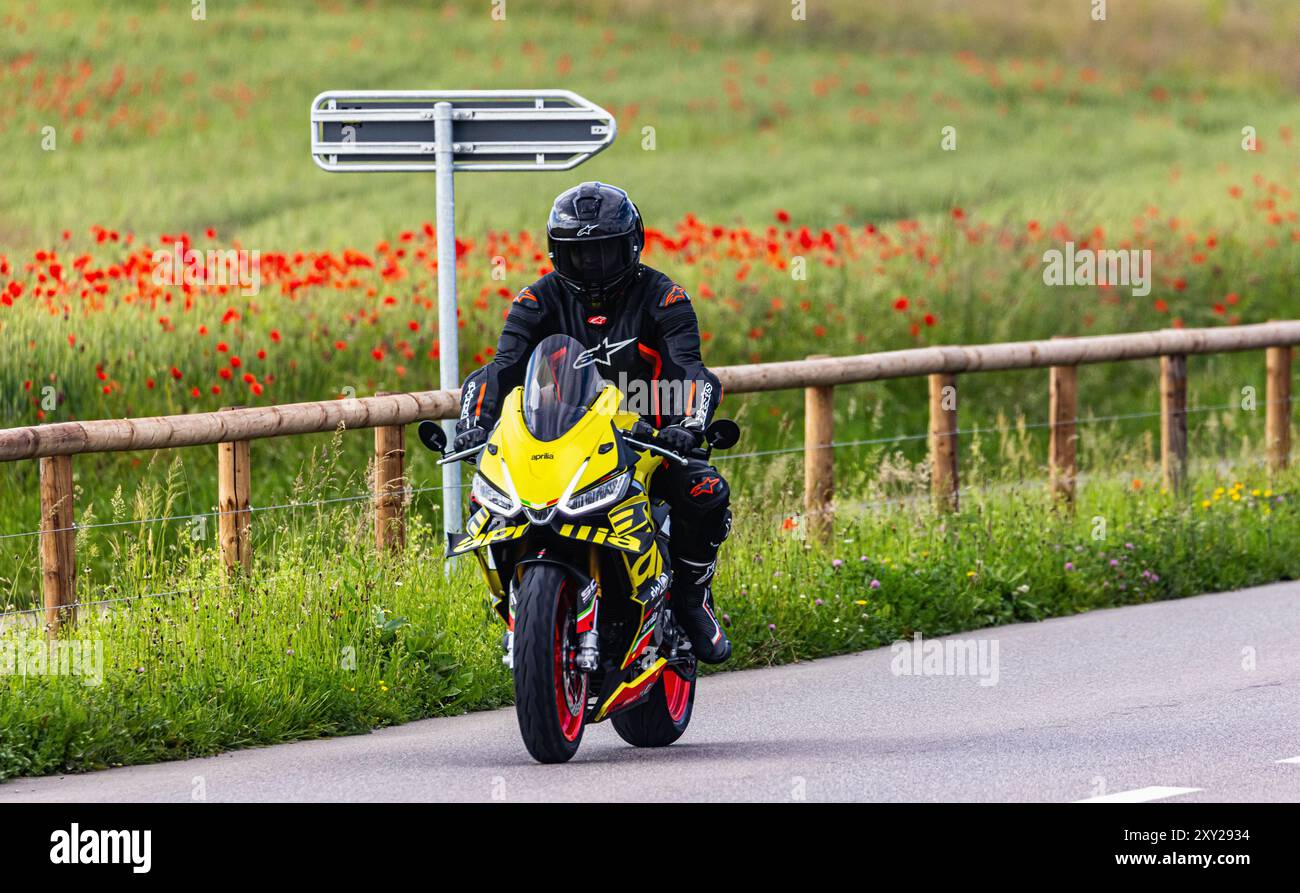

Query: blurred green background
[
  {"left": 1, "top": 0, "right": 1297, "bottom": 605},
  {"left": 2, "top": 0, "right": 1298, "bottom": 247}
]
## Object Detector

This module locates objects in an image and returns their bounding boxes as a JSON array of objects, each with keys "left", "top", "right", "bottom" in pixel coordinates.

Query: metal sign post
[{"left": 310, "top": 90, "right": 617, "bottom": 532}]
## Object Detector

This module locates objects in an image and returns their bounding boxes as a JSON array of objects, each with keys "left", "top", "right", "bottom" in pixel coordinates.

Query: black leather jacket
[{"left": 457, "top": 265, "right": 721, "bottom": 434}]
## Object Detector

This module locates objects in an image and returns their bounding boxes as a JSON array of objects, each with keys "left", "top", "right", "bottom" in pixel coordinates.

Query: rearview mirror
[
  {"left": 705, "top": 419, "right": 741, "bottom": 451},
  {"left": 417, "top": 420, "right": 448, "bottom": 453}
]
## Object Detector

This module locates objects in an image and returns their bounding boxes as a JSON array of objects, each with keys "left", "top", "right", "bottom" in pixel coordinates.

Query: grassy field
[{"left": 0, "top": 1, "right": 1298, "bottom": 774}]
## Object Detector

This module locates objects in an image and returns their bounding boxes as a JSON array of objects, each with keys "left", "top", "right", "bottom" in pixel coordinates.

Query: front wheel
[
  {"left": 611, "top": 666, "right": 695, "bottom": 747},
  {"left": 513, "top": 564, "right": 587, "bottom": 763}
]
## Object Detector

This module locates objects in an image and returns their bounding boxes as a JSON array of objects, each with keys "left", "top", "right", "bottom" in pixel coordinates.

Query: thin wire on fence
[
  {"left": 739, "top": 451, "right": 1287, "bottom": 531},
  {"left": 0, "top": 483, "right": 465, "bottom": 542},
  {"left": 717, "top": 398, "right": 1293, "bottom": 462},
  {"left": 0, "top": 395, "right": 1290, "bottom": 541},
  {"left": 0, "top": 576, "right": 288, "bottom": 621}
]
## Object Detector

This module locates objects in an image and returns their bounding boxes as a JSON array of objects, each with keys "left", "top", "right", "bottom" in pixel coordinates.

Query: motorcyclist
[{"left": 454, "top": 182, "right": 732, "bottom": 663}]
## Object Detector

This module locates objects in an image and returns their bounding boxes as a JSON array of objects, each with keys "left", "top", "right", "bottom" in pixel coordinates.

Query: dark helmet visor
[{"left": 551, "top": 235, "right": 636, "bottom": 287}]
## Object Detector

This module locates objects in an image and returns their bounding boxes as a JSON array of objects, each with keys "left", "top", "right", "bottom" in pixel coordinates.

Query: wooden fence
[{"left": 3, "top": 321, "right": 1296, "bottom": 633}]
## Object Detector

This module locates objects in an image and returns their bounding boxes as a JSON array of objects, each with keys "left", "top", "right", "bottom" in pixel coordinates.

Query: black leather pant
[{"left": 650, "top": 457, "right": 732, "bottom": 574}]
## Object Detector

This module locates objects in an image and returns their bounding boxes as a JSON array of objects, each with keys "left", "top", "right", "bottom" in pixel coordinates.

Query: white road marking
[
  {"left": 1275, "top": 756, "right": 1300, "bottom": 764},
  {"left": 1075, "top": 786, "right": 1202, "bottom": 803}
]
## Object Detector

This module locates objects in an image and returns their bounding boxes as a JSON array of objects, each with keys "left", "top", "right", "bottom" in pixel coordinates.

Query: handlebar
[
  {"left": 622, "top": 434, "right": 691, "bottom": 466},
  {"left": 436, "top": 445, "right": 484, "bottom": 466},
  {"left": 419, "top": 417, "right": 740, "bottom": 468}
]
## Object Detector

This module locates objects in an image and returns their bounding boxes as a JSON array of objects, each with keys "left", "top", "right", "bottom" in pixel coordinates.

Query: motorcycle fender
[{"left": 513, "top": 549, "right": 593, "bottom": 593}]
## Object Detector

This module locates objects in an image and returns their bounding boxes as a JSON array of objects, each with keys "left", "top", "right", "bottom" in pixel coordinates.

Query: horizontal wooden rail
[
  {"left": 0, "top": 391, "right": 458, "bottom": 462},
  {"left": 1, "top": 322, "right": 1297, "bottom": 463},
  {"left": 714, "top": 320, "right": 1300, "bottom": 392}
]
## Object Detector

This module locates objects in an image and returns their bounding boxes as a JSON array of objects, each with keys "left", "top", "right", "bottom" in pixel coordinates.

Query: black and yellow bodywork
[{"left": 446, "top": 383, "right": 686, "bottom": 724}]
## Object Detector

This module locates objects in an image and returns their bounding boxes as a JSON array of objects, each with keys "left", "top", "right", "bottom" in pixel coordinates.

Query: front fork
[
  {"left": 575, "top": 545, "right": 601, "bottom": 672},
  {"left": 500, "top": 545, "right": 601, "bottom": 673}
]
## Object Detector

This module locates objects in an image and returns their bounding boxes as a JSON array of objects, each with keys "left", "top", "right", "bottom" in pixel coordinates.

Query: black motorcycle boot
[{"left": 674, "top": 557, "right": 732, "bottom": 664}]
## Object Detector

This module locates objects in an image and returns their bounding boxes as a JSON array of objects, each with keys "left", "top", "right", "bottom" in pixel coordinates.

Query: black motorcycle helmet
[{"left": 546, "top": 182, "right": 645, "bottom": 309}]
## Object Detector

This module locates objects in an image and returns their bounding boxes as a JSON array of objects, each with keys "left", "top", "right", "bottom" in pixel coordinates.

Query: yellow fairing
[{"left": 478, "top": 384, "right": 642, "bottom": 508}]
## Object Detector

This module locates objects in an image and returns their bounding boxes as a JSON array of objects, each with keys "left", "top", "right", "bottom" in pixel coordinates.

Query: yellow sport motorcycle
[{"left": 418, "top": 333, "right": 740, "bottom": 763}]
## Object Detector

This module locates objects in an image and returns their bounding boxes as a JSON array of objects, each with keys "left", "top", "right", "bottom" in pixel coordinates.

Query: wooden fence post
[
  {"left": 39, "top": 455, "right": 76, "bottom": 634},
  {"left": 1266, "top": 344, "right": 1292, "bottom": 472},
  {"left": 803, "top": 355, "right": 834, "bottom": 541},
  {"left": 217, "top": 409, "right": 251, "bottom": 573},
  {"left": 929, "top": 373, "right": 959, "bottom": 511},
  {"left": 1048, "top": 362, "right": 1078, "bottom": 503},
  {"left": 1160, "top": 355, "right": 1188, "bottom": 491},
  {"left": 374, "top": 394, "right": 406, "bottom": 554}
]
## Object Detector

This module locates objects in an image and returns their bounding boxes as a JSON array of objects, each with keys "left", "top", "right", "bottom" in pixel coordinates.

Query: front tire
[
  {"left": 513, "top": 564, "right": 587, "bottom": 763},
  {"left": 611, "top": 666, "right": 695, "bottom": 747}
]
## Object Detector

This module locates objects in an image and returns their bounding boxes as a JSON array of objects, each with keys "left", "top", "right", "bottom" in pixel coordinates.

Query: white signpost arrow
[{"left": 310, "top": 90, "right": 617, "bottom": 533}]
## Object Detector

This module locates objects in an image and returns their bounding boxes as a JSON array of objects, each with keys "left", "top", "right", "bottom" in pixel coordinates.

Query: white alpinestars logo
[
  {"left": 576, "top": 224, "right": 599, "bottom": 236},
  {"left": 574, "top": 335, "right": 636, "bottom": 368},
  {"left": 681, "top": 557, "right": 717, "bottom": 586}
]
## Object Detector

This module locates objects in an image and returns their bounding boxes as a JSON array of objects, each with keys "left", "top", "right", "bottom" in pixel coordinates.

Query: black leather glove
[
  {"left": 655, "top": 424, "right": 702, "bottom": 458},
  {"left": 453, "top": 426, "right": 488, "bottom": 453}
]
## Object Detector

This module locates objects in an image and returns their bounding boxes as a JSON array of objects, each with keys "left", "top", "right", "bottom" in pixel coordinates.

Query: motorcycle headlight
[
  {"left": 560, "top": 467, "right": 631, "bottom": 517},
  {"left": 472, "top": 465, "right": 521, "bottom": 517}
]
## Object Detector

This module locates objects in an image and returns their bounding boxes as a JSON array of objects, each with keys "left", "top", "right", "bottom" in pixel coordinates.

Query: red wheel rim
[
  {"left": 662, "top": 669, "right": 692, "bottom": 722},
  {"left": 553, "top": 582, "right": 586, "bottom": 741}
]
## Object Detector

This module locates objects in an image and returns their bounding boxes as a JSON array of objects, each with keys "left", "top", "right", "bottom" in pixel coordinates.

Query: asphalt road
[{"left": 3, "top": 581, "right": 1300, "bottom": 802}]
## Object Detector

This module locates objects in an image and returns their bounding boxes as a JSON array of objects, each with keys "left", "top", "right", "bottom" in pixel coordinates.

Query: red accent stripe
[{"left": 637, "top": 343, "right": 664, "bottom": 427}]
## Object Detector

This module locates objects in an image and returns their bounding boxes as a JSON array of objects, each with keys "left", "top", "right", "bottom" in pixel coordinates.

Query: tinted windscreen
[{"left": 523, "top": 334, "right": 604, "bottom": 442}]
